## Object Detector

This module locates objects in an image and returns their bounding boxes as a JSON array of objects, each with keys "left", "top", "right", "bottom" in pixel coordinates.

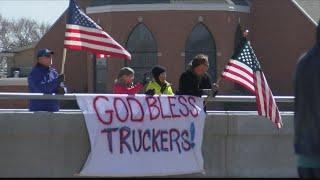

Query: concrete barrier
[{"left": 0, "top": 110, "right": 297, "bottom": 177}]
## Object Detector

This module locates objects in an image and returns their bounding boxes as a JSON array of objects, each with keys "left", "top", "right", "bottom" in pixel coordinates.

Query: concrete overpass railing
[{"left": 0, "top": 93, "right": 297, "bottom": 177}]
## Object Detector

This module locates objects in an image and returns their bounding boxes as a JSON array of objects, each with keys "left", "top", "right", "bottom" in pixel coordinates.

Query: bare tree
[
  {"left": 0, "top": 14, "right": 51, "bottom": 51},
  {"left": 0, "top": 14, "right": 12, "bottom": 77},
  {"left": 0, "top": 14, "right": 14, "bottom": 51},
  {"left": 0, "top": 14, "right": 51, "bottom": 77}
]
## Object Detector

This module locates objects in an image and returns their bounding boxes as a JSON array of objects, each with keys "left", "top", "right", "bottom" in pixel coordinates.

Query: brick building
[{"left": 34, "top": 0, "right": 318, "bottom": 96}]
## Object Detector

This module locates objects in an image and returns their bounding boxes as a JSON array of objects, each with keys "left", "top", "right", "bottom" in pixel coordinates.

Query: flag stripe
[
  {"left": 64, "top": 45, "right": 131, "bottom": 59},
  {"left": 221, "top": 40, "right": 282, "bottom": 129},
  {"left": 65, "top": 32, "right": 114, "bottom": 44},
  {"left": 66, "top": 28, "right": 110, "bottom": 39},
  {"left": 222, "top": 72, "right": 255, "bottom": 93},
  {"left": 66, "top": 24, "right": 104, "bottom": 35},
  {"left": 64, "top": 40, "right": 131, "bottom": 57},
  {"left": 259, "top": 72, "right": 268, "bottom": 118},
  {"left": 64, "top": 36, "right": 121, "bottom": 49},
  {"left": 224, "top": 66, "right": 254, "bottom": 84},
  {"left": 255, "top": 73, "right": 265, "bottom": 116},
  {"left": 64, "top": 2, "right": 131, "bottom": 60},
  {"left": 264, "top": 74, "right": 270, "bottom": 119},
  {"left": 228, "top": 60, "right": 254, "bottom": 75},
  {"left": 256, "top": 71, "right": 282, "bottom": 128},
  {"left": 257, "top": 72, "right": 267, "bottom": 116},
  {"left": 271, "top": 91, "right": 276, "bottom": 123},
  {"left": 268, "top": 91, "right": 273, "bottom": 121},
  {"left": 276, "top": 109, "right": 282, "bottom": 128},
  {"left": 65, "top": 30, "right": 126, "bottom": 52}
]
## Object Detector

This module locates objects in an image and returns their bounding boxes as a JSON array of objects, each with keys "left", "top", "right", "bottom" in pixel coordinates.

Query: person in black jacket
[
  {"left": 293, "top": 20, "right": 320, "bottom": 178},
  {"left": 177, "top": 54, "right": 218, "bottom": 97}
]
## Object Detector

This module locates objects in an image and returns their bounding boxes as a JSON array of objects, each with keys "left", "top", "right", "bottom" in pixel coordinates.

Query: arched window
[
  {"left": 126, "top": 23, "right": 157, "bottom": 81},
  {"left": 94, "top": 55, "right": 108, "bottom": 93},
  {"left": 185, "top": 23, "right": 216, "bottom": 81}
]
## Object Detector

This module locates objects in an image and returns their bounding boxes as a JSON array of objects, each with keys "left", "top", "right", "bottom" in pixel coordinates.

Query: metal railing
[{"left": 0, "top": 92, "right": 295, "bottom": 103}]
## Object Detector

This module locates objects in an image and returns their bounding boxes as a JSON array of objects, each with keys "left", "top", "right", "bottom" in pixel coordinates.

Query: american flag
[
  {"left": 64, "top": 0, "right": 131, "bottom": 60},
  {"left": 222, "top": 40, "right": 283, "bottom": 129}
]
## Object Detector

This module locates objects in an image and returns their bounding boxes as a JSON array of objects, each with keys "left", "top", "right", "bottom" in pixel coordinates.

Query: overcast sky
[{"left": 0, "top": 0, "right": 69, "bottom": 25}]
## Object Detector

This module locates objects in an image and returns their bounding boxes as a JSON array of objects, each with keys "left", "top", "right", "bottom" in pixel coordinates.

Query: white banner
[{"left": 76, "top": 94, "right": 206, "bottom": 177}]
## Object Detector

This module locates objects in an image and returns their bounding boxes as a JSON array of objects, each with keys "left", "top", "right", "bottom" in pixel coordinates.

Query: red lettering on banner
[
  {"left": 178, "top": 96, "right": 190, "bottom": 117},
  {"left": 160, "top": 130, "right": 169, "bottom": 152},
  {"left": 152, "top": 129, "right": 161, "bottom": 152},
  {"left": 132, "top": 129, "right": 143, "bottom": 152},
  {"left": 120, "top": 126, "right": 132, "bottom": 154},
  {"left": 146, "top": 97, "right": 160, "bottom": 120},
  {"left": 101, "top": 128, "right": 118, "bottom": 153},
  {"left": 98, "top": 127, "right": 195, "bottom": 154},
  {"left": 143, "top": 130, "right": 151, "bottom": 151},
  {"left": 114, "top": 97, "right": 129, "bottom": 123},
  {"left": 127, "top": 97, "right": 144, "bottom": 122},
  {"left": 157, "top": 96, "right": 171, "bottom": 119},
  {"left": 94, "top": 95, "right": 201, "bottom": 126},
  {"left": 181, "top": 130, "right": 192, "bottom": 151},
  {"left": 188, "top": 96, "right": 199, "bottom": 117},
  {"left": 93, "top": 96, "right": 113, "bottom": 125},
  {"left": 169, "top": 129, "right": 181, "bottom": 154},
  {"left": 168, "top": 96, "right": 181, "bottom": 118}
]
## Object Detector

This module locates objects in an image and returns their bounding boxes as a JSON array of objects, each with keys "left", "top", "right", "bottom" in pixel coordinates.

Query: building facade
[{"left": 35, "top": 0, "right": 317, "bottom": 96}]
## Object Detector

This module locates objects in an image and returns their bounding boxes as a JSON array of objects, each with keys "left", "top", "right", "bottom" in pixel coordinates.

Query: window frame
[
  {"left": 125, "top": 23, "right": 158, "bottom": 82},
  {"left": 185, "top": 23, "right": 217, "bottom": 81}
]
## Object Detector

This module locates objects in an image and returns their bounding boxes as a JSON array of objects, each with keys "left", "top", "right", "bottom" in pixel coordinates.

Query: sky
[{"left": 0, "top": 0, "right": 69, "bottom": 25}]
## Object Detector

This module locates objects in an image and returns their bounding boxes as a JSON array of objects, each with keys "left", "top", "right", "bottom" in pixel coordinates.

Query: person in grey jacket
[{"left": 293, "top": 20, "right": 320, "bottom": 178}]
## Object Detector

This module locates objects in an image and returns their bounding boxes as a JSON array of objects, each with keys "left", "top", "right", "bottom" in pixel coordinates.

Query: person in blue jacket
[{"left": 28, "top": 48, "right": 65, "bottom": 112}]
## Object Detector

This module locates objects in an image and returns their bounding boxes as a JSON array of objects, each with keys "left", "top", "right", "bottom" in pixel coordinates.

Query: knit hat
[
  {"left": 117, "top": 67, "right": 135, "bottom": 79},
  {"left": 151, "top": 65, "right": 166, "bottom": 79}
]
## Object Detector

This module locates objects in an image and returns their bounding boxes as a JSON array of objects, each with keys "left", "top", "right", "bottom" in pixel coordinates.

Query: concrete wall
[
  {"left": 0, "top": 110, "right": 297, "bottom": 177},
  {"left": 0, "top": 78, "right": 28, "bottom": 108}
]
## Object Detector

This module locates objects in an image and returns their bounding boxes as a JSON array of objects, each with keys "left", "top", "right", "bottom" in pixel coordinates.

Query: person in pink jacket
[{"left": 113, "top": 67, "right": 147, "bottom": 94}]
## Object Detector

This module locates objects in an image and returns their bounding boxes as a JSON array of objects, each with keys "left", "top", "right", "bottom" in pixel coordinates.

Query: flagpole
[
  {"left": 204, "top": 30, "right": 249, "bottom": 105},
  {"left": 61, "top": 48, "right": 67, "bottom": 75},
  {"left": 215, "top": 77, "right": 222, "bottom": 86},
  {"left": 214, "top": 29, "right": 249, "bottom": 87}
]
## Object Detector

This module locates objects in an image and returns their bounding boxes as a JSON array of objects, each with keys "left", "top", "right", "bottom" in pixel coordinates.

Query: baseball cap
[{"left": 37, "top": 48, "right": 54, "bottom": 58}]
